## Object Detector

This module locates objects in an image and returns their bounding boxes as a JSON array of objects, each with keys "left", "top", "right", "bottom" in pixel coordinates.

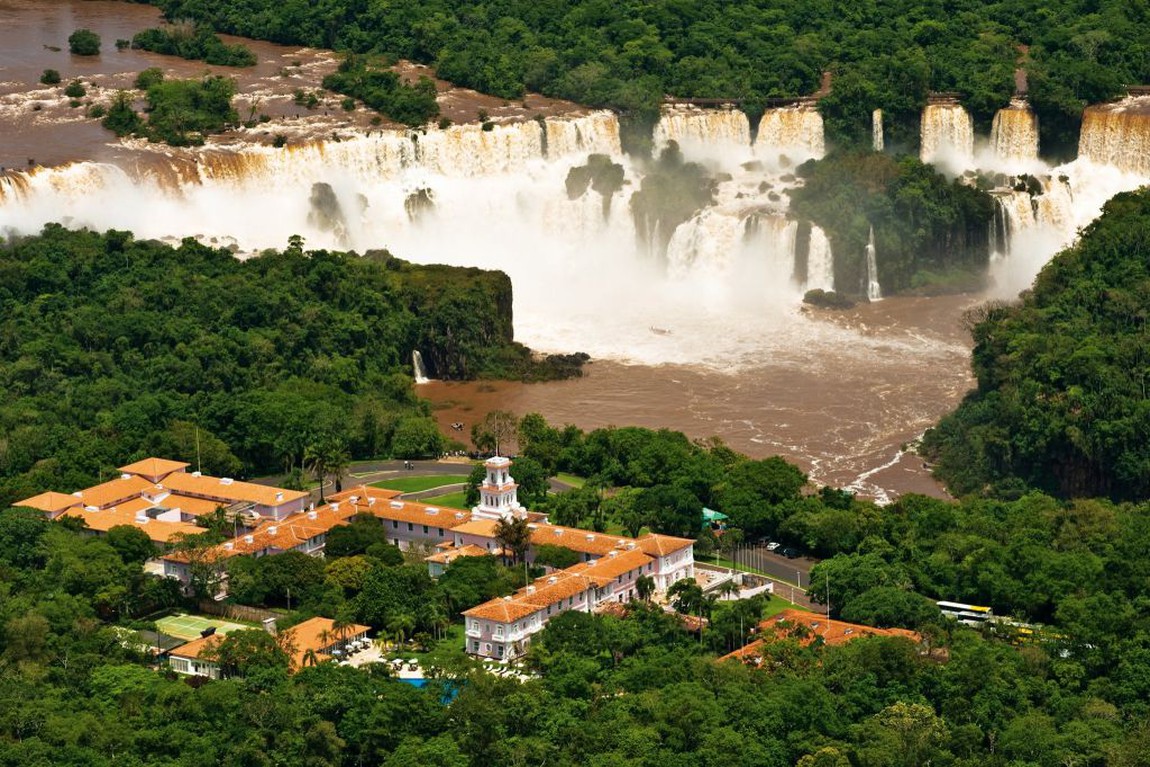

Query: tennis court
[{"left": 155, "top": 613, "right": 251, "bottom": 641}]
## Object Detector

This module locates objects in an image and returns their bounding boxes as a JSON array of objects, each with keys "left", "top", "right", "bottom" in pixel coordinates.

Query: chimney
[
  {"left": 586, "top": 534, "right": 595, "bottom": 541},
  {"left": 192, "top": 471, "right": 202, "bottom": 477},
  {"left": 390, "top": 501, "right": 403, "bottom": 509},
  {"left": 224, "top": 542, "right": 234, "bottom": 550},
  {"left": 526, "top": 585, "right": 536, "bottom": 594},
  {"left": 275, "top": 492, "right": 283, "bottom": 502},
  {"left": 135, "top": 511, "right": 149, "bottom": 524},
  {"left": 267, "top": 526, "right": 278, "bottom": 535},
  {"left": 120, "top": 473, "right": 131, "bottom": 480},
  {"left": 220, "top": 477, "right": 233, "bottom": 485},
  {"left": 426, "top": 507, "right": 439, "bottom": 515},
  {"left": 244, "top": 534, "right": 254, "bottom": 544},
  {"left": 307, "top": 510, "right": 317, "bottom": 520}
]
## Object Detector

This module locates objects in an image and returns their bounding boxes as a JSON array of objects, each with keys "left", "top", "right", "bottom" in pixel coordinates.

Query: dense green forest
[
  {"left": 0, "top": 226, "right": 579, "bottom": 505},
  {"left": 922, "top": 188, "right": 1150, "bottom": 501},
  {"left": 145, "top": 0, "right": 1150, "bottom": 154},
  {"left": 101, "top": 73, "right": 241, "bottom": 146}
]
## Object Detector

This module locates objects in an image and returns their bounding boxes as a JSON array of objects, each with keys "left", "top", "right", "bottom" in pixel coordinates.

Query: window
[
  {"left": 469, "top": 620, "right": 479, "bottom": 632},
  {"left": 495, "top": 625, "right": 503, "bottom": 638},
  {"left": 438, "top": 528, "right": 444, "bottom": 536},
  {"left": 422, "top": 525, "right": 429, "bottom": 534},
  {"left": 392, "top": 520, "right": 398, "bottom": 529},
  {"left": 407, "top": 523, "right": 413, "bottom": 532},
  {"left": 546, "top": 605, "right": 552, "bottom": 616},
  {"left": 483, "top": 643, "right": 491, "bottom": 654},
  {"left": 472, "top": 641, "right": 480, "bottom": 652},
  {"left": 497, "top": 645, "right": 505, "bottom": 658}
]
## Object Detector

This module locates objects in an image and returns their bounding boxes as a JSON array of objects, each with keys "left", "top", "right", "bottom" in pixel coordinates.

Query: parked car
[
  {"left": 781, "top": 547, "right": 801, "bottom": 558},
  {"left": 765, "top": 541, "right": 781, "bottom": 552}
]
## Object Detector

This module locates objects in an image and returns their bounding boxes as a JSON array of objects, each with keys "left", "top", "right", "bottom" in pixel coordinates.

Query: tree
[
  {"left": 494, "top": 516, "right": 531, "bottom": 565},
  {"left": 508, "top": 455, "right": 548, "bottom": 507},
  {"left": 40, "top": 69, "right": 61, "bottom": 85},
  {"left": 391, "top": 416, "right": 445, "bottom": 459},
  {"left": 636, "top": 484, "right": 702, "bottom": 538},
  {"left": 636, "top": 574, "right": 656, "bottom": 601},
  {"left": 69, "top": 28, "right": 101, "bottom": 56},
  {"left": 533, "top": 544, "right": 581, "bottom": 570},
  {"left": 325, "top": 513, "right": 389, "bottom": 558},
  {"left": 470, "top": 410, "right": 518, "bottom": 455},
  {"left": 864, "top": 701, "right": 949, "bottom": 767},
  {"left": 105, "top": 524, "right": 155, "bottom": 565},
  {"left": 208, "top": 629, "right": 290, "bottom": 678},
  {"left": 166, "top": 532, "right": 225, "bottom": 600}
]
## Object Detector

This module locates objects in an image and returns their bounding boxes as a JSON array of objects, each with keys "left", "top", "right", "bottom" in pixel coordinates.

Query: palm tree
[
  {"left": 301, "top": 648, "right": 321, "bottom": 668},
  {"left": 717, "top": 579, "right": 741, "bottom": 601},
  {"left": 304, "top": 442, "right": 330, "bottom": 504},
  {"left": 494, "top": 516, "right": 532, "bottom": 566},
  {"left": 386, "top": 612, "right": 416, "bottom": 646}
]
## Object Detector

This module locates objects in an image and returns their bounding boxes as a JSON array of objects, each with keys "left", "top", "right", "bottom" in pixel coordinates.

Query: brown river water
[{"left": 1, "top": 0, "right": 981, "bottom": 502}]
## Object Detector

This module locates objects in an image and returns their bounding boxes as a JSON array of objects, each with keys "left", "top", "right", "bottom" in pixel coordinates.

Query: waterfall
[
  {"left": 653, "top": 106, "right": 752, "bottom": 158},
  {"left": 806, "top": 225, "right": 835, "bottom": 292},
  {"left": 920, "top": 102, "right": 974, "bottom": 171},
  {"left": 544, "top": 111, "right": 622, "bottom": 159},
  {"left": 754, "top": 105, "right": 825, "bottom": 164},
  {"left": 990, "top": 98, "right": 1039, "bottom": 167},
  {"left": 872, "top": 109, "right": 884, "bottom": 153},
  {"left": 1078, "top": 97, "right": 1150, "bottom": 176},
  {"left": 865, "top": 226, "right": 882, "bottom": 301},
  {"left": 412, "top": 350, "right": 430, "bottom": 384}
]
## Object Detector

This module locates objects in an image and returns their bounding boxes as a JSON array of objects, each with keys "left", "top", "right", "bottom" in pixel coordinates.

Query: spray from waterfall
[{"left": 865, "top": 226, "right": 882, "bottom": 302}]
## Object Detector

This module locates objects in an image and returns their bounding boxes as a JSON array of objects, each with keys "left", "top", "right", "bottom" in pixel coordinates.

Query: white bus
[{"left": 937, "top": 601, "right": 994, "bottom": 627}]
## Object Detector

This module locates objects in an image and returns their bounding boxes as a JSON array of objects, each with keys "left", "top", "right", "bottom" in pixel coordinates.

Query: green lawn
[
  {"left": 424, "top": 491, "right": 470, "bottom": 510},
  {"left": 371, "top": 475, "right": 468, "bottom": 493},
  {"left": 387, "top": 623, "right": 473, "bottom": 669},
  {"left": 555, "top": 472, "right": 586, "bottom": 488}
]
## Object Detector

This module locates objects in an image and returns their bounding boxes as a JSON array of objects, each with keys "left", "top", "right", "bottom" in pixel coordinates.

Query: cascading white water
[
  {"left": 754, "top": 105, "right": 825, "bottom": 164},
  {"left": 990, "top": 98, "right": 1039, "bottom": 168},
  {"left": 652, "top": 106, "right": 752, "bottom": 161},
  {"left": 872, "top": 109, "right": 884, "bottom": 153},
  {"left": 412, "top": 350, "right": 430, "bottom": 384},
  {"left": 865, "top": 226, "right": 882, "bottom": 301},
  {"left": 920, "top": 102, "right": 973, "bottom": 172},
  {"left": 806, "top": 225, "right": 835, "bottom": 292}
]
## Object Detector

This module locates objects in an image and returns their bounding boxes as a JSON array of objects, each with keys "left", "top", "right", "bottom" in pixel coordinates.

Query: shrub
[
  {"left": 40, "top": 69, "right": 61, "bottom": 86},
  {"left": 68, "top": 28, "right": 101, "bottom": 56},
  {"left": 341, "top": 96, "right": 356, "bottom": 111},
  {"left": 64, "top": 80, "right": 87, "bottom": 99},
  {"left": 135, "top": 68, "right": 164, "bottom": 90}
]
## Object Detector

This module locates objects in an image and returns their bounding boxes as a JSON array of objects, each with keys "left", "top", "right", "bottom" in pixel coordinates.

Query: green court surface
[{"left": 155, "top": 614, "right": 250, "bottom": 641}]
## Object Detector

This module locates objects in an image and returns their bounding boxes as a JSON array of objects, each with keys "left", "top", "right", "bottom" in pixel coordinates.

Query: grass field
[
  {"left": 155, "top": 613, "right": 252, "bottom": 641},
  {"left": 424, "top": 491, "right": 469, "bottom": 510},
  {"left": 371, "top": 475, "right": 469, "bottom": 493},
  {"left": 555, "top": 472, "right": 586, "bottom": 488}
]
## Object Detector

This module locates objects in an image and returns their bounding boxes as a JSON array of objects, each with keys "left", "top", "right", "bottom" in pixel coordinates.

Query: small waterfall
[
  {"left": 990, "top": 98, "right": 1039, "bottom": 166},
  {"left": 754, "top": 105, "right": 825, "bottom": 163},
  {"left": 865, "top": 226, "right": 882, "bottom": 301},
  {"left": 653, "top": 106, "right": 752, "bottom": 157},
  {"left": 412, "top": 350, "right": 430, "bottom": 384},
  {"left": 805, "top": 224, "right": 835, "bottom": 292},
  {"left": 872, "top": 109, "right": 884, "bottom": 153},
  {"left": 920, "top": 102, "right": 974, "bottom": 171},
  {"left": 544, "top": 111, "right": 623, "bottom": 159},
  {"left": 1078, "top": 97, "right": 1150, "bottom": 176}
]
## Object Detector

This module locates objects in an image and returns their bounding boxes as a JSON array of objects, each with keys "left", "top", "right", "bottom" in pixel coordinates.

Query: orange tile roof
[
  {"left": 578, "top": 547, "right": 653, "bottom": 585},
  {"left": 72, "top": 475, "right": 155, "bottom": 509},
  {"left": 329, "top": 486, "right": 473, "bottom": 530},
  {"left": 118, "top": 457, "right": 190, "bottom": 480},
  {"left": 637, "top": 533, "right": 695, "bottom": 557},
  {"left": 59, "top": 505, "right": 207, "bottom": 543},
  {"left": 283, "top": 616, "right": 370, "bottom": 671},
  {"left": 425, "top": 543, "right": 491, "bottom": 565},
  {"left": 719, "top": 610, "right": 922, "bottom": 663},
  {"left": 170, "top": 617, "right": 371, "bottom": 673},
  {"left": 169, "top": 634, "right": 224, "bottom": 661},
  {"left": 450, "top": 518, "right": 499, "bottom": 537},
  {"left": 528, "top": 523, "right": 636, "bottom": 555},
  {"left": 464, "top": 596, "right": 543, "bottom": 624},
  {"left": 160, "top": 472, "right": 308, "bottom": 508},
  {"left": 518, "top": 572, "right": 593, "bottom": 607},
  {"left": 163, "top": 494, "right": 231, "bottom": 517},
  {"left": 13, "top": 491, "right": 83, "bottom": 514}
]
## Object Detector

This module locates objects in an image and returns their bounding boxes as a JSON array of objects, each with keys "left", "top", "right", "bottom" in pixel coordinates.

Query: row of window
[{"left": 390, "top": 520, "right": 445, "bottom": 536}]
